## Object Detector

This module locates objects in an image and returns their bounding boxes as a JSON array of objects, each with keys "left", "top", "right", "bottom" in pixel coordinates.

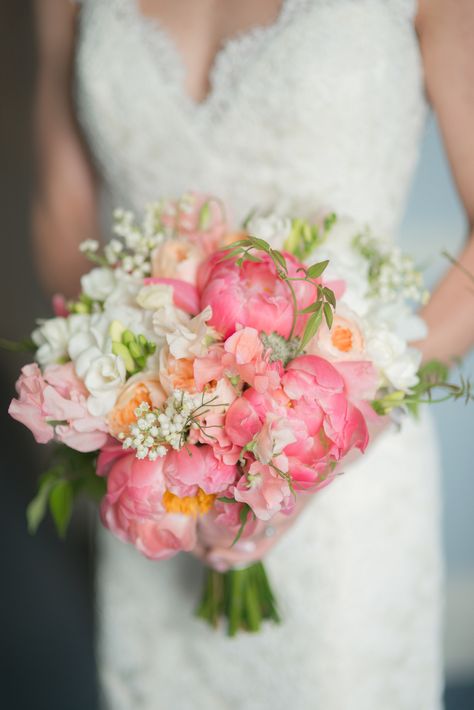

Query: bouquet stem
[{"left": 196, "top": 561, "right": 280, "bottom": 636}]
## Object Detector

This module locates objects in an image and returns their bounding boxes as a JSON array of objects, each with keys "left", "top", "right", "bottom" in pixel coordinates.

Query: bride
[{"left": 32, "top": 1, "right": 474, "bottom": 708}]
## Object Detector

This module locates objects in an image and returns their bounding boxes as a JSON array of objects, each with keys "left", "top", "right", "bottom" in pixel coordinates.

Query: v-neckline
[{"left": 129, "top": 0, "right": 294, "bottom": 112}]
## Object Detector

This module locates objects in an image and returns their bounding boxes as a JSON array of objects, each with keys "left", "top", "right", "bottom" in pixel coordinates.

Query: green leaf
[
  {"left": 49, "top": 480, "right": 74, "bottom": 538},
  {"left": 241, "top": 252, "right": 262, "bottom": 263},
  {"left": 248, "top": 236, "right": 271, "bottom": 252},
  {"left": 299, "top": 310, "right": 322, "bottom": 351},
  {"left": 0, "top": 337, "right": 37, "bottom": 353},
  {"left": 217, "top": 496, "right": 237, "bottom": 504},
  {"left": 299, "top": 301, "right": 323, "bottom": 315},
  {"left": 74, "top": 473, "right": 107, "bottom": 501},
  {"left": 231, "top": 505, "right": 251, "bottom": 547},
  {"left": 219, "top": 239, "right": 252, "bottom": 250},
  {"left": 306, "top": 260, "right": 329, "bottom": 279},
  {"left": 322, "top": 286, "right": 336, "bottom": 308},
  {"left": 323, "top": 302, "right": 334, "bottom": 329},
  {"left": 270, "top": 249, "right": 287, "bottom": 271},
  {"left": 219, "top": 248, "right": 244, "bottom": 261},
  {"left": 26, "top": 467, "right": 62, "bottom": 534}
]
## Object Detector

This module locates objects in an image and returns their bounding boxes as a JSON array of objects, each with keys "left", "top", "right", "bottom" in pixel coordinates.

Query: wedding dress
[{"left": 74, "top": 1, "right": 443, "bottom": 708}]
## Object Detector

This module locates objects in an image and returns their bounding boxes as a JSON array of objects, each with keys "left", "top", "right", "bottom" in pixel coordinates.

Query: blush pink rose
[
  {"left": 100, "top": 451, "right": 197, "bottom": 560},
  {"left": 9, "top": 362, "right": 107, "bottom": 452},
  {"left": 42, "top": 363, "right": 108, "bottom": 452},
  {"left": 9, "top": 363, "right": 53, "bottom": 443},
  {"left": 198, "top": 251, "right": 315, "bottom": 339}
]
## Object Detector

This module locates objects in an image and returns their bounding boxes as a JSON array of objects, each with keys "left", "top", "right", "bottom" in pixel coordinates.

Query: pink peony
[
  {"left": 100, "top": 451, "right": 197, "bottom": 560},
  {"left": 198, "top": 251, "right": 315, "bottom": 339},
  {"left": 224, "top": 354, "right": 370, "bottom": 494}
]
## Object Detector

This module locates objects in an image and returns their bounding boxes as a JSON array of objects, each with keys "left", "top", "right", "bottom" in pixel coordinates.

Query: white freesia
[
  {"left": 84, "top": 354, "right": 127, "bottom": 416},
  {"left": 247, "top": 214, "right": 292, "bottom": 250},
  {"left": 103, "top": 272, "right": 143, "bottom": 308},
  {"left": 312, "top": 217, "right": 371, "bottom": 316},
  {"left": 136, "top": 284, "right": 174, "bottom": 311},
  {"left": 371, "top": 301, "right": 428, "bottom": 343},
  {"left": 33, "top": 314, "right": 90, "bottom": 366},
  {"left": 81, "top": 267, "right": 117, "bottom": 301}
]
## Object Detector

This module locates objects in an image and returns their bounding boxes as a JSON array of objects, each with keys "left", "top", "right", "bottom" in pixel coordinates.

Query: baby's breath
[{"left": 120, "top": 390, "right": 221, "bottom": 461}]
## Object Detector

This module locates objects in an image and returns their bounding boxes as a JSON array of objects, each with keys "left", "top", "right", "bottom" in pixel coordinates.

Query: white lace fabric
[{"left": 75, "top": 1, "right": 444, "bottom": 708}]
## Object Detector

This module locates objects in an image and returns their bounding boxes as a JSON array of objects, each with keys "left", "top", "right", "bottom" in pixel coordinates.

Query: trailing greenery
[{"left": 26, "top": 445, "right": 105, "bottom": 538}]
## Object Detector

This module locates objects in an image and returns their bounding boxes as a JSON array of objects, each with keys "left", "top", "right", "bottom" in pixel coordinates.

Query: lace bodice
[{"left": 75, "top": 0, "right": 425, "bottom": 234}]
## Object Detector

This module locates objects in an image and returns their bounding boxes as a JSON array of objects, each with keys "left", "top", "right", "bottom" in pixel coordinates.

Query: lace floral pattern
[{"left": 74, "top": 2, "right": 444, "bottom": 708}]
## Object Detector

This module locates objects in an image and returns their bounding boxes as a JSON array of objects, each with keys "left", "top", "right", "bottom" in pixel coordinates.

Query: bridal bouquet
[{"left": 8, "top": 193, "right": 469, "bottom": 635}]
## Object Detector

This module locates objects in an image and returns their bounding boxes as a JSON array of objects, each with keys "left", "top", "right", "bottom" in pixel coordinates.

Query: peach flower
[
  {"left": 151, "top": 238, "right": 205, "bottom": 286},
  {"left": 107, "top": 372, "right": 166, "bottom": 438}
]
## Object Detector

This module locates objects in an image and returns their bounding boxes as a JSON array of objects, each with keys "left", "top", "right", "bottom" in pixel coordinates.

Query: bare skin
[{"left": 33, "top": 0, "right": 474, "bottom": 567}]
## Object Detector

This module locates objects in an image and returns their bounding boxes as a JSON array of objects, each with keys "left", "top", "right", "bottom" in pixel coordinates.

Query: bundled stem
[{"left": 196, "top": 562, "right": 281, "bottom": 636}]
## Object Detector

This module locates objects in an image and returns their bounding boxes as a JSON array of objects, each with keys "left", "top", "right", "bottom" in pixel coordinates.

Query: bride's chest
[{"left": 75, "top": 0, "right": 425, "bottom": 229}]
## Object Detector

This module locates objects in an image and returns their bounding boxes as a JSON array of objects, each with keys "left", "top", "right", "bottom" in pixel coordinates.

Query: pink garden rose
[
  {"left": 9, "top": 363, "right": 53, "bottom": 444},
  {"left": 100, "top": 452, "right": 197, "bottom": 560},
  {"left": 198, "top": 251, "right": 316, "bottom": 339},
  {"left": 194, "top": 327, "right": 282, "bottom": 394},
  {"left": 9, "top": 362, "right": 108, "bottom": 452}
]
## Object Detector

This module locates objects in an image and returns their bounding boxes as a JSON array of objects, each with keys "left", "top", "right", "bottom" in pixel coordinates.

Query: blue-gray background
[{"left": 400, "top": 114, "right": 474, "bottom": 681}]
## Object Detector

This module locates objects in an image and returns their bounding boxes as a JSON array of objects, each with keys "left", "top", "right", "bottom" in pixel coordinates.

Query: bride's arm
[
  {"left": 32, "top": 0, "right": 99, "bottom": 298},
  {"left": 416, "top": 0, "right": 474, "bottom": 363}
]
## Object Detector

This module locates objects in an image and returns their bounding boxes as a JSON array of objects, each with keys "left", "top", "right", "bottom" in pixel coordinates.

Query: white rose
[
  {"left": 32, "top": 314, "right": 90, "bottom": 366},
  {"left": 367, "top": 329, "right": 421, "bottom": 391},
  {"left": 81, "top": 267, "right": 117, "bottom": 301},
  {"left": 32, "top": 318, "right": 70, "bottom": 366},
  {"left": 136, "top": 284, "right": 174, "bottom": 311},
  {"left": 84, "top": 354, "right": 127, "bottom": 416}
]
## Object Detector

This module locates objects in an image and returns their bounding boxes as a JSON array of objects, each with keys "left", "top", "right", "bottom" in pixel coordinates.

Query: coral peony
[{"left": 199, "top": 251, "right": 315, "bottom": 339}]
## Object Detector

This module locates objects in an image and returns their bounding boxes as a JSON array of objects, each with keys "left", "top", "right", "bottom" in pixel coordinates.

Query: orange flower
[{"left": 107, "top": 373, "right": 166, "bottom": 438}]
